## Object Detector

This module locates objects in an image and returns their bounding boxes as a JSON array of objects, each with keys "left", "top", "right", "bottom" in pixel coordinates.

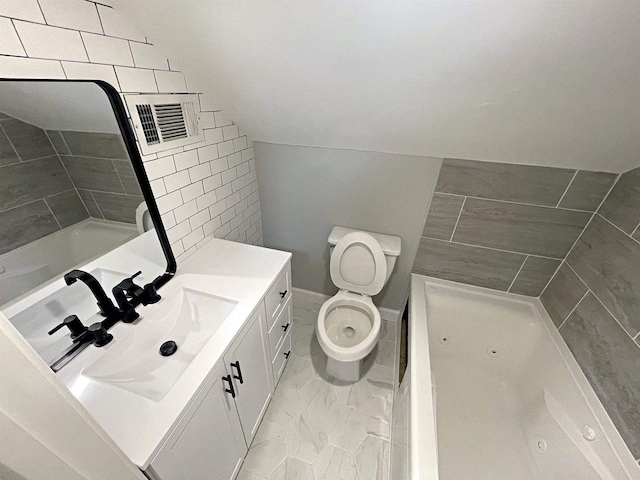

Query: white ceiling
[
  {"left": 0, "top": 81, "right": 120, "bottom": 133},
  {"left": 117, "top": 1, "right": 640, "bottom": 172}
]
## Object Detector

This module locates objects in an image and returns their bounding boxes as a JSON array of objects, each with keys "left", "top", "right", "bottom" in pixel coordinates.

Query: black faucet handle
[
  {"left": 142, "top": 282, "right": 161, "bottom": 305},
  {"left": 48, "top": 315, "right": 87, "bottom": 340},
  {"left": 88, "top": 322, "right": 113, "bottom": 347},
  {"left": 129, "top": 271, "right": 142, "bottom": 281}
]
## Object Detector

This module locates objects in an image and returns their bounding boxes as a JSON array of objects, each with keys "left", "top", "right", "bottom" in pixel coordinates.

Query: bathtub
[
  {"left": 0, "top": 219, "right": 138, "bottom": 307},
  {"left": 391, "top": 274, "right": 640, "bottom": 480}
]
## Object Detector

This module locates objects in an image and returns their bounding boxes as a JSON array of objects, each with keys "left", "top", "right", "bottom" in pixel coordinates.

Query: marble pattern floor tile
[{"left": 238, "top": 295, "right": 396, "bottom": 479}]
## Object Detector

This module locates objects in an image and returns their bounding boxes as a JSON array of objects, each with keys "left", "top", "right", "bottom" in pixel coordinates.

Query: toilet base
[{"left": 326, "top": 356, "right": 361, "bottom": 382}]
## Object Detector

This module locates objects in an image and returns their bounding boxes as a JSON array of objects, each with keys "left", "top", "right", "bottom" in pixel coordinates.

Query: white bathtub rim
[
  {"left": 1, "top": 219, "right": 138, "bottom": 312},
  {"left": 408, "top": 274, "right": 640, "bottom": 479},
  {"left": 408, "top": 274, "right": 439, "bottom": 480}
]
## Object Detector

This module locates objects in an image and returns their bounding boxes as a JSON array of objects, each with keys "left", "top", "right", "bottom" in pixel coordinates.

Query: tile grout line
[
  {"left": 34, "top": 0, "right": 47, "bottom": 25},
  {"left": 423, "top": 235, "right": 560, "bottom": 261},
  {"left": 555, "top": 170, "right": 578, "bottom": 207},
  {"left": 94, "top": 2, "right": 105, "bottom": 35},
  {"left": 44, "top": 131, "right": 89, "bottom": 218},
  {"left": 540, "top": 172, "right": 623, "bottom": 298},
  {"left": 448, "top": 196, "right": 466, "bottom": 241},
  {"left": 4, "top": 15, "right": 152, "bottom": 44},
  {"left": 10, "top": 18, "right": 28, "bottom": 56},
  {"left": 0, "top": 52, "right": 172, "bottom": 73},
  {"left": 631, "top": 221, "right": 640, "bottom": 240},
  {"left": 558, "top": 289, "right": 590, "bottom": 330},
  {"left": 538, "top": 260, "right": 565, "bottom": 299},
  {"left": 565, "top": 262, "right": 638, "bottom": 343},
  {"left": 539, "top": 174, "right": 621, "bottom": 298},
  {"left": 507, "top": 255, "right": 528, "bottom": 292},
  {"left": 0, "top": 120, "right": 22, "bottom": 162},
  {"left": 597, "top": 212, "right": 640, "bottom": 247},
  {"left": 42, "top": 198, "right": 62, "bottom": 230},
  {"left": 433, "top": 191, "right": 594, "bottom": 214}
]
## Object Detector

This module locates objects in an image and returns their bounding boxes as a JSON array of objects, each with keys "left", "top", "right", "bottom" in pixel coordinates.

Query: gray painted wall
[{"left": 254, "top": 142, "right": 441, "bottom": 311}]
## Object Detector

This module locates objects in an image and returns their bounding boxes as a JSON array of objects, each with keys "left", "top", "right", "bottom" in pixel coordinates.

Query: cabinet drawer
[
  {"left": 268, "top": 296, "right": 292, "bottom": 361},
  {"left": 272, "top": 331, "right": 291, "bottom": 386},
  {"left": 265, "top": 265, "right": 291, "bottom": 330}
]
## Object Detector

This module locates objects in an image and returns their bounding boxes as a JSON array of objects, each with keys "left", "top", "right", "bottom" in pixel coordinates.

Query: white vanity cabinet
[
  {"left": 223, "top": 303, "right": 272, "bottom": 445},
  {"left": 145, "top": 262, "right": 292, "bottom": 480},
  {"left": 146, "top": 361, "right": 247, "bottom": 480}
]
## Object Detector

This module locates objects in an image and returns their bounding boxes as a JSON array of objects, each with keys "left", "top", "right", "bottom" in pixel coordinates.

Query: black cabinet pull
[
  {"left": 230, "top": 361, "right": 243, "bottom": 384},
  {"left": 282, "top": 323, "right": 290, "bottom": 332},
  {"left": 284, "top": 350, "right": 291, "bottom": 359},
  {"left": 222, "top": 375, "right": 235, "bottom": 398},
  {"left": 279, "top": 289, "right": 288, "bottom": 298}
]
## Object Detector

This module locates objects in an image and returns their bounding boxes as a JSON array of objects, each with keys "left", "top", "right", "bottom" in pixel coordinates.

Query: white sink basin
[
  {"left": 80, "top": 276, "right": 238, "bottom": 402},
  {"left": 8, "top": 267, "right": 131, "bottom": 365}
]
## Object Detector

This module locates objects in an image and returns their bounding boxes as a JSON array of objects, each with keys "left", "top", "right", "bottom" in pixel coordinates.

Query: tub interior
[{"left": 397, "top": 276, "right": 638, "bottom": 480}]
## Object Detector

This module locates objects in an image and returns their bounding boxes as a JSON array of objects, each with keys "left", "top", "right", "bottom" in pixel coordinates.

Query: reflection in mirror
[{"left": 0, "top": 80, "right": 171, "bottom": 368}]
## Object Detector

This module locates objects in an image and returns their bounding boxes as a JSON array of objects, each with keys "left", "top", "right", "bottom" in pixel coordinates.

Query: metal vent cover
[{"left": 125, "top": 94, "right": 204, "bottom": 155}]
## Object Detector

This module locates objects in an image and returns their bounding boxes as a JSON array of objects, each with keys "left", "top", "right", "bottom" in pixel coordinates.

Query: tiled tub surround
[
  {"left": 540, "top": 166, "right": 640, "bottom": 462},
  {"left": 0, "top": 113, "right": 89, "bottom": 254},
  {"left": 0, "top": 0, "right": 263, "bottom": 264},
  {"left": 414, "top": 158, "right": 617, "bottom": 296},
  {"left": 47, "top": 129, "right": 143, "bottom": 224},
  {"left": 237, "top": 295, "right": 396, "bottom": 480}
]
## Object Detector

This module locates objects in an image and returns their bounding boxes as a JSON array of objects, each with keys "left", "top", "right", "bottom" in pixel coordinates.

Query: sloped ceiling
[
  {"left": 0, "top": 81, "right": 119, "bottom": 133},
  {"left": 116, "top": 1, "right": 640, "bottom": 172}
]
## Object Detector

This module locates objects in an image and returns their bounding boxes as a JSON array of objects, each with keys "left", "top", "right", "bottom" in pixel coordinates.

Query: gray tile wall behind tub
[
  {"left": 49, "top": 130, "right": 143, "bottom": 224},
  {"left": 0, "top": 113, "right": 89, "bottom": 252},
  {"left": 413, "top": 158, "right": 616, "bottom": 296},
  {"left": 540, "top": 165, "right": 640, "bottom": 461},
  {"left": 560, "top": 293, "right": 640, "bottom": 459}
]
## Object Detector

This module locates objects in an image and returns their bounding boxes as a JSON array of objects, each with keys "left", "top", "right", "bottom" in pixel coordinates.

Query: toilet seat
[
  {"left": 135, "top": 201, "right": 153, "bottom": 233},
  {"left": 330, "top": 232, "right": 387, "bottom": 296}
]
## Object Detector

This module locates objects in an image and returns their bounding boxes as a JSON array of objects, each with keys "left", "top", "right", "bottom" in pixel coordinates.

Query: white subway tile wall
[
  {"left": 0, "top": 17, "right": 25, "bottom": 56},
  {"left": 0, "top": 0, "right": 263, "bottom": 263},
  {"left": 15, "top": 21, "right": 89, "bottom": 62}
]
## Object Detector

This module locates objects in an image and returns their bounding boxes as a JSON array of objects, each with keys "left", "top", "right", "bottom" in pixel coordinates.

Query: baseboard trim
[{"left": 292, "top": 287, "right": 401, "bottom": 323}]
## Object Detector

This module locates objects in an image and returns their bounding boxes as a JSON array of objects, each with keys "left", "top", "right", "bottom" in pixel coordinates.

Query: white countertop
[{"left": 41, "top": 235, "right": 290, "bottom": 469}]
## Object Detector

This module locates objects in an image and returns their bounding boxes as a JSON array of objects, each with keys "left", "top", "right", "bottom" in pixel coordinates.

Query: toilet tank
[{"left": 328, "top": 226, "right": 401, "bottom": 283}]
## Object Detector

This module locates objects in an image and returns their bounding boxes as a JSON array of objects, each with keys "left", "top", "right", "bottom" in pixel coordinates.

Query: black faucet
[
  {"left": 48, "top": 314, "right": 113, "bottom": 347},
  {"left": 64, "top": 269, "right": 122, "bottom": 323},
  {"left": 112, "top": 271, "right": 161, "bottom": 323}
]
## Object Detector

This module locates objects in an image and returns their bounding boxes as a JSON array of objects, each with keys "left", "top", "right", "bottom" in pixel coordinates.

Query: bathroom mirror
[{"left": 0, "top": 80, "right": 175, "bottom": 309}]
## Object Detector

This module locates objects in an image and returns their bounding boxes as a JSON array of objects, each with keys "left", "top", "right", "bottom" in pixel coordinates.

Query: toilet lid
[{"left": 330, "top": 232, "right": 387, "bottom": 296}]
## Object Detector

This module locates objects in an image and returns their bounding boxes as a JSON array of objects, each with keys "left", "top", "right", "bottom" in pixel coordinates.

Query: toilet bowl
[
  {"left": 316, "top": 227, "right": 401, "bottom": 382},
  {"left": 135, "top": 201, "right": 154, "bottom": 234}
]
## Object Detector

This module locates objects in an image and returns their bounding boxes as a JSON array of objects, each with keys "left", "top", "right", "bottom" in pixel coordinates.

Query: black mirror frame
[{"left": 0, "top": 78, "right": 176, "bottom": 290}]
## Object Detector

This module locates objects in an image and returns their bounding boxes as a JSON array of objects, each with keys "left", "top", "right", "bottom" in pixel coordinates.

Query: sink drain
[
  {"left": 487, "top": 347, "right": 500, "bottom": 357},
  {"left": 439, "top": 335, "right": 450, "bottom": 345},
  {"left": 160, "top": 340, "right": 178, "bottom": 356}
]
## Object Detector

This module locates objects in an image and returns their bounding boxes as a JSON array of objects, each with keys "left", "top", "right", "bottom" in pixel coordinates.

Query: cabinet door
[
  {"left": 224, "top": 304, "right": 272, "bottom": 445},
  {"left": 148, "top": 362, "right": 246, "bottom": 480}
]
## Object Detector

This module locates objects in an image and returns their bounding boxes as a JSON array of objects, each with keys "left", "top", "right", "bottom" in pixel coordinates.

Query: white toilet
[
  {"left": 316, "top": 226, "right": 401, "bottom": 382},
  {"left": 135, "top": 201, "right": 154, "bottom": 234}
]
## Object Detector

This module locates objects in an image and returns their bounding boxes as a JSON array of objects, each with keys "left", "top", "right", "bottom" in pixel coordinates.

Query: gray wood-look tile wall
[
  {"left": 539, "top": 166, "right": 640, "bottom": 460},
  {"left": 51, "top": 130, "right": 143, "bottom": 224},
  {"left": 0, "top": 112, "right": 143, "bottom": 255},
  {"left": 413, "top": 158, "right": 616, "bottom": 296},
  {"left": 0, "top": 114, "right": 88, "bottom": 255}
]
